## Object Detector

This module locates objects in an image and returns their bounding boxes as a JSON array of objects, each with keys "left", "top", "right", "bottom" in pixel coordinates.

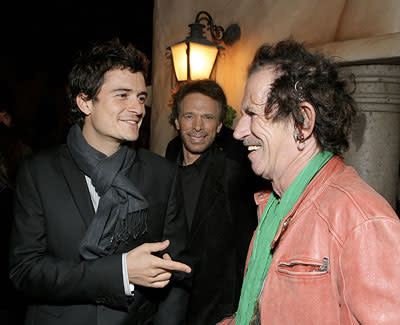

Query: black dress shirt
[{"left": 177, "top": 146, "right": 213, "bottom": 230}]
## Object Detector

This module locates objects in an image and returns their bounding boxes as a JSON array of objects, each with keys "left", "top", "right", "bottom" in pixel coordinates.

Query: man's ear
[
  {"left": 174, "top": 118, "right": 180, "bottom": 131},
  {"left": 298, "top": 101, "right": 316, "bottom": 140},
  {"left": 76, "top": 93, "right": 92, "bottom": 115},
  {"left": 217, "top": 122, "right": 223, "bottom": 134}
]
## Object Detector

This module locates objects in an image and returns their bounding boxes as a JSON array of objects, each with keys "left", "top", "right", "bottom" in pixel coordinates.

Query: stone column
[{"left": 340, "top": 64, "right": 400, "bottom": 209}]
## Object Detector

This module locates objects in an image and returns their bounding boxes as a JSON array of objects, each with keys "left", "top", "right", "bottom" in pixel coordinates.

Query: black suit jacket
[
  {"left": 172, "top": 146, "right": 258, "bottom": 325},
  {"left": 9, "top": 144, "right": 190, "bottom": 325}
]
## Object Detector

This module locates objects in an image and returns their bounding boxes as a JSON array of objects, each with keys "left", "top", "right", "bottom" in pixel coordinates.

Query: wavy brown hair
[
  {"left": 67, "top": 38, "right": 149, "bottom": 127},
  {"left": 249, "top": 39, "right": 358, "bottom": 156}
]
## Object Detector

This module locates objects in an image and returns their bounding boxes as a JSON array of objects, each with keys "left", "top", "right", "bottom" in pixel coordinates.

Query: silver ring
[{"left": 294, "top": 81, "right": 300, "bottom": 92}]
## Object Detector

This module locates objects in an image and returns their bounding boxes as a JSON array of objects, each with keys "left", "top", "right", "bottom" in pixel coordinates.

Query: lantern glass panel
[
  {"left": 170, "top": 42, "right": 188, "bottom": 81},
  {"left": 188, "top": 42, "right": 218, "bottom": 80}
]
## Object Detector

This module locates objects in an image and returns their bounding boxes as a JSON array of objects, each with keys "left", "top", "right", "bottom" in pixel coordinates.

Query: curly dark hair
[
  {"left": 67, "top": 38, "right": 149, "bottom": 126},
  {"left": 248, "top": 39, "right": 358, "bottom": 156},
  {"left": 169, "top": 79, "right": 227, "bottom": 129}
]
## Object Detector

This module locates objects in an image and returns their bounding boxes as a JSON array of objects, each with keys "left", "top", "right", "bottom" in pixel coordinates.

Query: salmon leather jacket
[{"left": 219, "top": 156, "right": 400, "bottom": 324}]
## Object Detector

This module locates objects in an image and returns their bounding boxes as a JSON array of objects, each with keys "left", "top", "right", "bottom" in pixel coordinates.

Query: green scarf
[{"left": 236, "top": 150, "right": 334, "bottom": 324}]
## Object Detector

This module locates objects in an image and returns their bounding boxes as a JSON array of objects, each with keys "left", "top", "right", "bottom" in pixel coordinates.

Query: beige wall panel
[
  {"left": 336, "top": 0, "right": 400, "bottom": 41},
  {"left": 313, "top": 33, "right": 400, "bottom": 64}
]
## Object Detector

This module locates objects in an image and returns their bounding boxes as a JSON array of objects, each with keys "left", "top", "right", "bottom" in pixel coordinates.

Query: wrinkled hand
[{"left": 126, "top": 239, "right": 191, "bottom": 288}]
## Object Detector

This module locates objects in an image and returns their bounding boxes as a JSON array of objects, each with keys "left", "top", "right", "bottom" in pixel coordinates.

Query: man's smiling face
[
  {"left": 79, "top": 69, "right": 147, "bottom": 155},
  {"left": 175, "top": 92, "right": 222, "bottom": 164},
  {"left": 234, "top": 67, "right": 293, "bottom": 181}
]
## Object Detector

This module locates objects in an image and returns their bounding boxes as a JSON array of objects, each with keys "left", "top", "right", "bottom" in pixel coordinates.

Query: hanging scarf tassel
[
  {"left": 129, "top": 208, "right": 148, "bottom": 239},
  {"left": 110, "top": 208, "right": 149, "bottom": 251}
]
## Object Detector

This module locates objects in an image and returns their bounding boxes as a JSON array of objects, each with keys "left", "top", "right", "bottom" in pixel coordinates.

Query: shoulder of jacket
[{"left": 136, "top": 147, "right": 176, "bottom": 170}]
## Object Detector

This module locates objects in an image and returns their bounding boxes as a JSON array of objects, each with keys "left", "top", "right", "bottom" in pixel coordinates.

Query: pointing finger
[
  {"left": 145, "top": 240, "right": 170, "bottom": 253},
  {"left": 159, "top": 259, "right": 191, "bottom": 273}
]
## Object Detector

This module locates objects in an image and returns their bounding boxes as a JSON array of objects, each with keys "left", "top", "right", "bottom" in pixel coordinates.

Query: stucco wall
[{"left": 151, "top": 0, "right": 400, "bottom": 156}]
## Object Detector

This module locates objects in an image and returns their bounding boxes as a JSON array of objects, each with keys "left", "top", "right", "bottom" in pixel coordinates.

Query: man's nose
[
  {"left": 233, "top": 115, "right": 249, "bottom": 140},
  {"left": 193, "top": 116, "right": 203, "bottom": 131},
  {"left": 127, "top": 98, "right": 144, "bottom": 114}
]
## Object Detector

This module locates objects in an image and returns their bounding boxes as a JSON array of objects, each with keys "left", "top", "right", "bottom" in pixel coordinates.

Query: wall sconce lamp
[{"left": 168, "top": 10, "right": 240, "bottom": 81}]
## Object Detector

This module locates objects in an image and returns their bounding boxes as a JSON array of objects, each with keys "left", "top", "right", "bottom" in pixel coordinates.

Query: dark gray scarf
[{"left": 67, "top": 124, "right": 148, "bottom": 260}]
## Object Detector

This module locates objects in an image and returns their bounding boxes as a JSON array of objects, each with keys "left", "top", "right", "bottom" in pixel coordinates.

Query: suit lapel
[
  {"left": 59, "top": 147, "right": 95, "bottom": 227},
  {"left": 190, "top": 149, "right": 225, "bottom": 234}
]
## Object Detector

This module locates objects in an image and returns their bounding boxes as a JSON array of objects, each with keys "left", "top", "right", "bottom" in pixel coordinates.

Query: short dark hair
[
  {"left": 249, "top": 39, "right": 358, "bottom": 156},
  {"left": 169, "top": 79, "right": 227, "bottom": 129},
  {"left": 67, "top": 38, "right": 149, "bottom": 126}
]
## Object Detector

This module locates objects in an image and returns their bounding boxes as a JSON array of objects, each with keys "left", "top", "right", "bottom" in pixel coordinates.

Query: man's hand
[{"left": 126, "top": 240, "right": 191, "bottom": 288}]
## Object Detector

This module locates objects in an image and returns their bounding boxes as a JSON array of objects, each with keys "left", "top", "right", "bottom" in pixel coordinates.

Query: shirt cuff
[{"left": 122, "top": 253, "right": 135, "bottom": 296}]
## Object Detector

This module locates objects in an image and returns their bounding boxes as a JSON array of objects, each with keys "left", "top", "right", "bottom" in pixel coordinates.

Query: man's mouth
[
  {"left": 189, "top": 135, "right": 206, "bottom": 143},
  {"left": 248, "top": 145, "right": 261, "bottom": 152},
  {"left": 120, "top": 114, "right": 143, "bottom": 125},
  {"left": 120, "top": 118, "right": 140, "bottom": 125}
]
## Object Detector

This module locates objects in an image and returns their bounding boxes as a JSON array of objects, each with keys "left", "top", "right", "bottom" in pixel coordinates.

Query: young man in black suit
[
  {"left": 9, "top": 38, "right": 191, "bottom": 325},
  {"left": 166, "top": 80, "right": 258, "bottom": 325}
]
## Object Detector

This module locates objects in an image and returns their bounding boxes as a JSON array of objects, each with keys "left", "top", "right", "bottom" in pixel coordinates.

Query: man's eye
[
  {"left": 138, "top": 96, "right": 146, "bottom": 103},
  {"left": 247, "top": 111, "right": 257, "bottom": 118},
  {"left": 184, "top": 115, "right": 193, "bottom": 119},
  {"left": 117, "top": 93, "right": 128, "bottom": 98}
]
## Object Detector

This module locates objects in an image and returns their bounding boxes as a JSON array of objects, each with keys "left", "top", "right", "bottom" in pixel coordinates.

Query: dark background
[{"left": 0, "top": 2, "right": 154, "bottom": 152}]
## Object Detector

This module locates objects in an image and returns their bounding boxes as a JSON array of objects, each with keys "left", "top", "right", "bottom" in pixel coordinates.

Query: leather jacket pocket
[
  {"left": 277, "top": 257, "right": 329, "bottom": 277},
  {"left": 273, "top": 256, "right": 333, "bottom": 323}
]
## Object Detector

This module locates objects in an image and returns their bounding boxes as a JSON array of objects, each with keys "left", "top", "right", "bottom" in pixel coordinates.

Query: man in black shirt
[{"left": 165, "top": 80, "right": 259, "bottom": 324}]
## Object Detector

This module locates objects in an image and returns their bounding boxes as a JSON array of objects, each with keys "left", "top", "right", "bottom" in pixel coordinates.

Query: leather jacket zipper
[
  {"left": 318, "top": 257, "right": 329, "bottom": 272},
  {"left": 278, "top": 257, "right": 329, "bottom": 273}
]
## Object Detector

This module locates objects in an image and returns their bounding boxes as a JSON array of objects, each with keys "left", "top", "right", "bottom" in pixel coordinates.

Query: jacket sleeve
[
  {"left": 9, "top": 158, "right": 128, "bottom": 309},
  {"left": 340, "top": 217, "right": 400, "bottom": 324}
]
